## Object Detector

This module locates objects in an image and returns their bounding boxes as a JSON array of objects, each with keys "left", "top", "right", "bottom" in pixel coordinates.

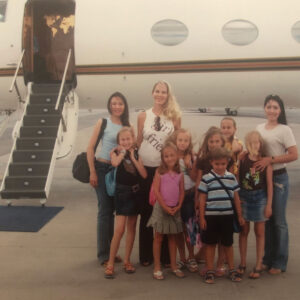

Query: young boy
[{"left": 198, "top": 148, "right": 244, "bottom": 284}]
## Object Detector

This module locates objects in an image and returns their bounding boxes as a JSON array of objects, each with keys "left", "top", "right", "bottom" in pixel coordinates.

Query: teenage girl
[
  {"left": 237, "top": 130, "right": 273, "bottom": 279},
  {"left": 220, "top": 117, "right": 243, "bottom": 177},
  {"left": 104, "top": 127, "right": 147, "bottom": 279},
  {"left": 169, "top": 129, "right": 199, "bottom": 272},
  {"left": 147, "top": 142, "right": 185, "bottom": 280},
  {"left": 194, "top": 126, "right": 231, "bottom": 276}
]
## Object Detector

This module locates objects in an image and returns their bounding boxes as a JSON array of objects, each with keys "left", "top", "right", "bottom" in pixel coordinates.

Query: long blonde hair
[
  {"left": 158, "top": 141, "right": 181, "bottom": 174},
  {"left": 167, "top": 128, "right": 193, "bottom": 156},
  {"left": 152, "top": 81, "right": 181, "bottom": 122},
  {"left": 244, "top": 130, "right": 265, "bottom": 157}
]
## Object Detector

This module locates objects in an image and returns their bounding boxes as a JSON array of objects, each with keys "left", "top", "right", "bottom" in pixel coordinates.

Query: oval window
[
  {"left": 151, "top": 19, "right": 188, "bottom": 46},
  {"left": 222, "top": 19, "right": 258, "bottom": 46},
  {"left": 291, "top": 21, "right": 300, "bottom": 43},
  {"left": 0, "top": 0, "right": 7, "bottom": 22}
]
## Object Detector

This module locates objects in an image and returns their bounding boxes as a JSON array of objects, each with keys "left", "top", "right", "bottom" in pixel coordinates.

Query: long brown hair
[{"left": 158, "top": 141, "right": 181, "bottom": 174}]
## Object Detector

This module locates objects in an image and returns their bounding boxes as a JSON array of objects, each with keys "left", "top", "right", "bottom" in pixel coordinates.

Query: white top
[
  {"left": 139, "top": 109, "right": 174, "bottom": 167},
  {"left": 256, "top": 123, "right": 296, "bottom": 170},
  {"left": 179, "top": 158, "right": 195, "bottom": 190}
]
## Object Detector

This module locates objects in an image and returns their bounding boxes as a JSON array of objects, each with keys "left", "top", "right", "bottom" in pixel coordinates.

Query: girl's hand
[
  {"left": 200, "top": 218, "right": 206, "bottom": 230},
  {"left": 238, "top": 215, "right": 245, "bottom": 227},
  {"left": 232, "top": 139, "right": 243, "bottom": 154},
  {"left": 163, "top": 206, "right": 174, "bottom": 215},
  {"left": 264, "top": 205, "right": 272, "bottom": 219},
  {"left": 89, "top": 171, "right": 98, "bottom": 187},
  {"left": 184, "top": 154, "right": 192, "bottom": 169},
  {"left": 253, "top": 157, "right": 272, "bottom": 171},
  {"left": 238, "top": 150, "right": 248, "bottom": 161}
]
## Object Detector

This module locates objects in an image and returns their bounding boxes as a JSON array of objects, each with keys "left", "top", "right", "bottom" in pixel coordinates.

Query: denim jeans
[
  {"left": 94, "top": 161, "right": 114, "bottom": 264},
  {"left": 263, "top": 172, "right": 289, "bottom": 271}
]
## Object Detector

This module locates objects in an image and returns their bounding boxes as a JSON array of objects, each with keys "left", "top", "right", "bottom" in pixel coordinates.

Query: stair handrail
[{"left": 55, "top": 49, "right": 72, "bottom": 110}]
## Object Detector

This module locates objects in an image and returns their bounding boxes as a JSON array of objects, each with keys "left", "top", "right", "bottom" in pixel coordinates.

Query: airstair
[{"left": 0, "top": 0, "right": 77, "bottom": 205}]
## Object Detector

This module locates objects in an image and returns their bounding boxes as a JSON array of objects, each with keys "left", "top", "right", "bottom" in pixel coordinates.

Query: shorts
[
  {"left": 201, "top": 215, "right": 234, "bottom": 247},
  {"left": 239, "top": 189, "right": 267, "bottom": 222},
  {"left": 181, "top": 190, "right": 195, "bottom": 223},
  {"left": 114, "top": 183, "right": 139, "bottom": 216}
]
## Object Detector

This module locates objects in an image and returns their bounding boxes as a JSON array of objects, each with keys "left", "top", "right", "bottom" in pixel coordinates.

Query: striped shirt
[{"left": 198, "top": 170, "right": 239, "bottom": 216}]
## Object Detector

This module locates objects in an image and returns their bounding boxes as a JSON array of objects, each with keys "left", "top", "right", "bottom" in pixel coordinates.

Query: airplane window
[
  {"left": 291, "top": 21, "right": 300, "bottom": 43},
  {"left": 222, "top": 19, "right": 258, "bottom": 46},
  {"left": 151, "top": 19, "right": 188, "bottom": 46},
  {"left": 0, "top": 0, "right": 7, "bottom": 22}
]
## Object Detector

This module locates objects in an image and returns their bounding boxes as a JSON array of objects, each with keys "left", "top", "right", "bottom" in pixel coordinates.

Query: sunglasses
[{"left": 154, "top": 116, "right": 162, "bottom": 131}]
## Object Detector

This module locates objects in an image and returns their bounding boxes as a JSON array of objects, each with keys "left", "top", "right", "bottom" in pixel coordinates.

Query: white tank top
[{"left": 139, "top": 109, "right": 174, "bottom": 167}]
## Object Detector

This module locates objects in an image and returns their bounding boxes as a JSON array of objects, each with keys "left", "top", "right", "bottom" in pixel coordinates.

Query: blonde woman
[{"left": 137, "top": 81, "right": 181, "bottom": 266}]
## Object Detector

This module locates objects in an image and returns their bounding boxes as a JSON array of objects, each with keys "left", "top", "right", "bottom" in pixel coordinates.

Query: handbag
[
  {"left": 105, "top": 166, "right": 117, "bottom": 196},
  {"left": 72, "top": 118, "right": 107, "bottom": 183},
  {"left": 209, "top": 171, "right": 242, "bottom": 233}
]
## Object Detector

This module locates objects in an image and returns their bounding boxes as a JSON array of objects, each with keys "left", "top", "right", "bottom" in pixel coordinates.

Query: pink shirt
[{"left": 160, "top": 172, "right": 182, "bottom": 207}]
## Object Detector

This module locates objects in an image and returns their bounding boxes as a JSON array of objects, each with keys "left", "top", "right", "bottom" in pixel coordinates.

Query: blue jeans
[
  {"left": 263, "top": 172, "right": 289, "bottom": 271},
  {"left": 94, "top": 161, "right": 115, "bottom": 264}
]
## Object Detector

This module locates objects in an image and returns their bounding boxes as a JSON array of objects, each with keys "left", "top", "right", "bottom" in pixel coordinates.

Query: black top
[
  {"left": 239, "top": 154, "right": 266, "bottom": 190},
  {"left": 116, "top": 149, "right": 140, "bottom": 186}
]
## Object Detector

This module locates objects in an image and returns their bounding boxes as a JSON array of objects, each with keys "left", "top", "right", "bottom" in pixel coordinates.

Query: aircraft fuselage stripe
[{"left": 1, "top": 57, "right": 300, "bottom": 77}]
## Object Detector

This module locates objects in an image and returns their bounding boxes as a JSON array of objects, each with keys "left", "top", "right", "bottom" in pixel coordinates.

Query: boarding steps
[{"left": 0, "top": 83, "right": 71, "bottom": 203}]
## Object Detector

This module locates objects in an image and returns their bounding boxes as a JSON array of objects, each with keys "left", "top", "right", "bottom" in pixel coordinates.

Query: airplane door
[{"left": 22, "top": 0, "right": 76, "bottom": 86}]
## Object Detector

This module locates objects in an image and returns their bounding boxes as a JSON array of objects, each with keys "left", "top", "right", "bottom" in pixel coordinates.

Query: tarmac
[{"left": 0, "top": 110, "right": 300, "bottom": 300}]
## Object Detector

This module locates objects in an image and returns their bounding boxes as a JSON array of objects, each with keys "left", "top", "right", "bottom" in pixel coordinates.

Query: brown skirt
[{"left": 147, "top": 202, "right": 183, "bottom": 234}]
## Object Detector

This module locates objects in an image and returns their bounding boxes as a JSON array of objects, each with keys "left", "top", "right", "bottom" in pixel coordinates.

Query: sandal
[
  {"left": 186, "top": 259, "right": 199, "bottom": 273},
  {"left": 153, "top": 270, "right": 164, "bottom": 280},
  {"left": 228, "top": 269, "right": 242, "bottom": 282},
  {"left": 123, "top": 262, "right": 136, "bottom": 274},
  {"left": 177, "top": 260, "right": 186, "bottom": 270},
  {"left": 141, "top": 261, "right": 151, "bottom": 267},
  {"left": 104, "top": 265, "right": 115, "bottom": 279},
  {"left": 249, "top": 268, "right": 263, "bottom": 279},
  {"left": 204, "top": 270, "right": 215, "bottom": 284},
  {"left": 237, "top": 265, "right": 247, "bottom": 276},
  {"left": 171, "top": 269, "right": 185, "bottom": 278},
  {"left": 215, "top": 266, "right": 226, "bottom": 277},
  {"left": 268, "top": 268, "right": 282, "bottom": 275}
]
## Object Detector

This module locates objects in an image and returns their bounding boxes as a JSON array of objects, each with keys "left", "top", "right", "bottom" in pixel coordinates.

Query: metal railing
[
  {"left": 55, "top": 49, "right": 72, "bottom": 110},
  {"left": 9, "top": 49, "right": 25, "bottom": 103}
]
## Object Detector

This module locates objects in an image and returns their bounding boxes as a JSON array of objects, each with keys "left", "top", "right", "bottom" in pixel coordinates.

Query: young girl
[
  {"left": 104, "top": 127, "right": 147, "bottom": 279},
  {"left": 147, "top": 141, "right": 185, "bottom": 280},
  {"left": 220, "top": 117, "right": 243, "bottom": 177},
  {"left": 238, "top": 131, "right": 273, "bottom": 279},
  {"left": 169, "top": 129, "right": 199, "bottom": 273},
  {"left": 194, "top": 126, "right": 231, "bottom": 276}
]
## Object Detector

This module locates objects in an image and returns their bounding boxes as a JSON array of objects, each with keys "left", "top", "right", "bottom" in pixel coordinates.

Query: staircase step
[
  {"left": 4, "top": 176, "right": 47, "bottom": 190},
  {"left": 26, "top": 104, "right": 60, "bottom": 116},
  {"left": 9, "top": 163, "right": 50, "bottom": 176},
  {"left": 23, "top": 115, "right": 61, "bottom": 126},
  {"left": 20, "top": 126, "right": 58, "bottom": 138},
  {"left": 13, "top": 150, "right": 53, "bottom": 163},
  {"left": 29, "top": 94, "right": 63, "bottom": 106},
  {"left": 16, "top": 137, "right": 56, "bottom": 150},
  {"left": 0, "top": 190, "right": 46, "bottom": 199},
  {"left": 31, "top": 83, "right": 70, "bottom": 95}
]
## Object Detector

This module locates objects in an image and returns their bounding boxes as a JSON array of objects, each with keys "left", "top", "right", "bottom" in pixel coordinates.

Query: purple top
[{"left": 160, "top": 172, "right": 182, "bottom": 207}]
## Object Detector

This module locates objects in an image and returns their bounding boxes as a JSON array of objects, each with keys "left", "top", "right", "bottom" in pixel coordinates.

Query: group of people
[{"left": 86, "top": 81, "right": 298, "bottom": 283}]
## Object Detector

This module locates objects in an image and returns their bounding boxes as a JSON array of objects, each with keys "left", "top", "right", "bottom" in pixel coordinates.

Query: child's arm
[
  {"left": 129, "top": 149, "right": 147, "bottom": 179},
  {"left": 232, "top": 138, "right": 243, "bottom": 154},
  {"left": 172, "top": 173, "right": 185, "bottom": 215},
  {"left": 110, "top": 148, "right": 126, "bottom": 167},
  {"left": 153, "top": 170, "right": 173, "bottom": 215},
  {"left": 265, "top": 164, "right": 273, "bottom": 218},
  {"left": 199, "top": 192, "right": 207, "bottom": 230},
  {"left": 233, "top": 191, "right": 245, "bottom": 226},
  {"left": 189, "top": 154, "right": 198, "bottom": 181},
  {"left": 194, "top": 169, "right": 203, "bottom": 211}
]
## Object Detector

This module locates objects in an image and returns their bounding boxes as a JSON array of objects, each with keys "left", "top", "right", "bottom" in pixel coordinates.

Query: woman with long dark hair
[
  {"left": 255, "top": 94, "right": 298, "bottom": 274},
  {"left": 87, "top": 92, "right": 130, "bottom": 265}
]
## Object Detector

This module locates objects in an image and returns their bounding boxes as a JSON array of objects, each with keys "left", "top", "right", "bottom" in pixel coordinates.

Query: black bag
[
  {"left": 72, "top": 119, "right": 107, "bottom": 183},
  {"left": 209, "top": 171, "right": 242, "bottom": 233}
]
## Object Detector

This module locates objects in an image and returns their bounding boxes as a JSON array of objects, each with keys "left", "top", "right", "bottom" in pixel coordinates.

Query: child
[
  {"left": 198, "top": 147, "right": 245, "bottom": 284},
  {"left": 104, "top": 127, "right": 147, "bottom": 279},
  {"left": 147, "top": 141, "right": 185, "bottom": 280},
  {"left": 237, "top": 131, "right": 273, "bottom": 279},
  {"left": 169, "top": 129, "right": 199, "bottom": 272},
  {"left": 220, "top": 117, "right": 243, "bottom": 176}
]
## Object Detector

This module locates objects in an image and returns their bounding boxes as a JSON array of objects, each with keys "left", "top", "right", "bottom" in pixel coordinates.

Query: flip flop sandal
[
  {"left": 186, "top": 259, "right": 199, "bottom": 273},
  {"left": 104, "top": 265, "right": 115, "bottom": 279},
  {"left": 123, "top": 262, "right": 136, "bottom": 274},
  {"left": 237, "top": 265, "right": 247, "bottom": 276},
  {"left": 215, "top": 266, "right": 226, "bottom": 277},
  {"left": 203, "top": 270, "right": 215, "bottom": 284},
  {"left": 153, "top": 270, "right": 164, "bottom": 280},
  {"left": 171, "top": 269, "right": 186, "bottom": 278},
  {"left": 228, "top": 269, "right": 242, "bottom": 282},
  {"left": 249, "top": 268, "right": 263, "bottom": 279}
]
